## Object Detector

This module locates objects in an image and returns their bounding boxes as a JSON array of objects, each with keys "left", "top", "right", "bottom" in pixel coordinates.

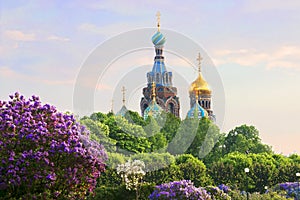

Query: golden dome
[{"left": 189, "top": 73, "right": 211, "bottom": 93}]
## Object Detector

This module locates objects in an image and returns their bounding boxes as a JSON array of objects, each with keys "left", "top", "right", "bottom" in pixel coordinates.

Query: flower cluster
[
  {"left": 149, "top": 180, "right": 212, "bottom": 200},
  {"left": 117, "top": 159, "right": 145, "bottom": 191},
  {"left": 0, "top": 93, "right": 107, "bottom": 199},
  {"left": 205, "top": 185, "right": 231, "bottom": 200},
  {"left": 218, "top": 184, "right": 230, "bottom": 193},
  {"left": 277, "top": 182, "right": 300, "bottom": 199}
]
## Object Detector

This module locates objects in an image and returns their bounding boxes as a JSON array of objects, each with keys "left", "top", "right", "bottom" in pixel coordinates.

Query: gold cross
[
  {"left": 156, "top": 11, "right": 161, "bottom": 31},
  {"left": 196, "top": 52, "right": 203, "bottom": 73},
  {"left": 121, "top": 86, "right": 126, "bottom": 105}
]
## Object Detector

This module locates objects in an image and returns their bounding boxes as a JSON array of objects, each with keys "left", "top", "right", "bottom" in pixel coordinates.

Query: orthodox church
[
  {"left": 140, "top": 12, "right": 180, "bottom": 119},
  {"left": 117, "top": 12, "right": 215, "bottom": 122}
]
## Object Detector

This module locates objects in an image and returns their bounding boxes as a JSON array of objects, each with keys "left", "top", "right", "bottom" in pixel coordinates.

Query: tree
[
  {"left": 104, "top": 115, "right": 151, "bottom": 154},
  {"left": 80, "top": 118, "right": 116, "bottom": 152},
  {"left": 224, "top": 125, "right": 272, "bottom": 155},
  {"left": 209, "top": 152, "right": 252, "bottom": 190},
  {"left": 160, "top": 112, "right": 181, "bottom": 142},
  {"left": 185, "top": 117, "right": 221, "bottom": 159},
  {"left": 176, "top": 154, "right": 211, "bottom": 187},
  {"left": 143, "top": 116, "right": 167, "bottom": 152},
  {"left": 0, "top": 93, "right": 107, "bottom": 199}
]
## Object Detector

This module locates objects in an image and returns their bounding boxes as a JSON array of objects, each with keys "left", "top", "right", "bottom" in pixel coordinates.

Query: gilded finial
[
  {"left": 156, "top": 11, "right": 161, "bottom": 32},
  {"left": 196, "top": 52, "right": 203, "bottom": 73},
  {"left": 121, "top": 86, "right": 126, "bottom": 105},
  {"left": 152, "top": 81, "right": 156, "bottom": 102}
]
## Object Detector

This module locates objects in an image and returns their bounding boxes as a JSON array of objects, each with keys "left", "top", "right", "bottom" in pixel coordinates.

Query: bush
[
  {"left": 0, "top": 93, "right": 107, "bottom": 199},
  {"left": 149, "top": 180, "right": 211, "bottom": 200},
  {"left": 90, "top": 183, "right": 155, "bottom": 200}
]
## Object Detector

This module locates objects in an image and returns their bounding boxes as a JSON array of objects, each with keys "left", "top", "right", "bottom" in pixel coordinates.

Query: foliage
[
  {"left": 89, "top": 183, "right": 155, "bottom": 200},
  {"left": 130, "top": 153, "right": 175, "bottom": 172},
  {"left": 205, "top": 185, "right": 231, "bottom": 200},
  {"left": 106, "top": 115, "right": 152, "bottom": 154},
  {"left": 187, "top": 117, "right": 221, "bottom": 159},
  {"left": 276, "top": 182, "right": 300, "bottom": 199},
  {"left": 224, "top": 125, "right": 272, "bottom": 155},
  {"left": 149, "top": 180, "right": 211, "bottom": 200},
  {"left": 143, "top": 117, "right": 167, "bottom": 152},
  {"left": 160, "top": 112, "right": 181, "bottom": 142},
  {"left": 0, "top": 93, "right": 107, "bottom": 199},
  {"left": 209, "top": 152, "right": 252, "bottom": 190},
  {"left": 80, "top": 117, "right": 116, "bottom": 152},
  {"left": 176, "top": 154, "right": 211, "bottom": 187}
]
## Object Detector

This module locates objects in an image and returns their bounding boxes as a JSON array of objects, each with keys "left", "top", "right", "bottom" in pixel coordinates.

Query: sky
[{"left": 1, "top": 0, "right": 300, "bottom": 155}]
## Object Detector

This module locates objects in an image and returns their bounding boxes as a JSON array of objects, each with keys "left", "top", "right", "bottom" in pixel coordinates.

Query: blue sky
[{"left": 1, "top": 0, "right": 300, "bottom": 155}]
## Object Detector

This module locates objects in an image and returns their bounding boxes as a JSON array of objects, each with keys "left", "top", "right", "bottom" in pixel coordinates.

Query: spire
[
  {"left": 156, "top": 11, "right": 161, "bottom": 32},
  {"left": 111, "top": 99, "right": 114, "bottom": 113},
  {"left": 197, "top": 52, "right": 203, "bottom": 74},
  {"left": 121, "top": 86, "right": 126, "bottom": 105},
  {"left": 151, "top": 81, "right": 156, "bottom": 102}
]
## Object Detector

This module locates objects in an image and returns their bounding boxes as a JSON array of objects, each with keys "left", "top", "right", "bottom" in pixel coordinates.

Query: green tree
[
  {"left": 186, "top": 117, "right": 221, "bottom": 159},
  {"left": 167, "top": 117, "right": 199, "bottom": 155},
  {"left": 224, "top": 125, "right": 272, "bottom": 154},
  {"left": 209, "top": 152, "right": 252, "bottom": 190},
  {"left": 176, "top": 154, "right": 211, "bottom": 187},
  {"left": 80, "top": 118, "right": 116, "bottom": 152},
  {"left": 104, "top": 115, "right": 151, "bottom": 154},
  {"left": 160, "top": 112, "right": 181, "bottom": 142}
]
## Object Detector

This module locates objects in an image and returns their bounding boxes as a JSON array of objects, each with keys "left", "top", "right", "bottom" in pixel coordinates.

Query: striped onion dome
[{"left": 152, "top": 31, "right": 166, "bottom": 46}]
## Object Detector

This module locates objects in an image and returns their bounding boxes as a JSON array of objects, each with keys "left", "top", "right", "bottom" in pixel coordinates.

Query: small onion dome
[
  {"left": 144, "top": 101, "right": 163, "bottom": 120},
  {"left": 116, "top": 105, "right": 128, "bottom": 117},
  {"left": 189, "top": 73, "right": 211, "bottom": 94},
  {"left": 152, "top": 31, "right": 166, "bottom": 46},
  {"left": 187, "top": 102, "right": 208, "bottom": 119}
]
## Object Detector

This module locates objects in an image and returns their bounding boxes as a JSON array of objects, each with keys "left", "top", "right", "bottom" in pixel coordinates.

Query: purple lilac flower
[{"left": 0, "top": 93, "right": 107, "bottom": 199}]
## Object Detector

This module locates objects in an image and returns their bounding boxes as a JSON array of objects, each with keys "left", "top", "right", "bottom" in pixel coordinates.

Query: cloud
[
  {"left": 0, "top": 66, "right": 74, "bottom": 86},
  {"left": 78, "top": 22, "right": 135, "bottom": 37},
  {"left": 212, "top": 45, "right": 300, "bottom": 70},
  {"left": 242, "top": 0, "right": 300, "bottom": 13},
  {"left": 4, "top": 30, "right": 36, "bottom": 41},
  {"left": 47, "top": 35, "right": 70, "bottom": 42}
]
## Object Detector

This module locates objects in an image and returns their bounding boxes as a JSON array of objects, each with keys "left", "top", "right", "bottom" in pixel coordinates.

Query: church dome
[
  {"left": 189, "top": 73, "right": 211, "bottom": 94},
  {"left": 187, "top": 101, "right": 208, "bottom": 119},
  {"left": 143, "top": 100, "right": 163, "bottom": 120},
  {"left": 152, "top": 31, "right": 166, "bottom": 46}
]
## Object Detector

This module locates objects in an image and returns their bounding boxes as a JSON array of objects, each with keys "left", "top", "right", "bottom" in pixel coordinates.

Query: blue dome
[
  {"left": 144, "top": 100, "right": 163, "bottom": 120},
  {"left": 187, "top": 102, "right": 207, "bottom": 119},
  {"left": 152, "top": 31, "right": 166, "bottom": 46},
  {"left": 116, "top": 105, "right": 128, "bottom": 117}
]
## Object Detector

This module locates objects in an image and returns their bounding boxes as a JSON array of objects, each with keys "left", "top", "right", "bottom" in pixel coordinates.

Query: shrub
[
  {"left": 149, "top": 180, "right": 211, "bottom": 200},
  {"left": 0, "top": 93, "right": 107, "bottom": 199},
  {"left": 205, "top": 185, "right": 231, "bottom": 200},
  {"left": 90, "top": 183, "right": 155, "bottom": 200}
]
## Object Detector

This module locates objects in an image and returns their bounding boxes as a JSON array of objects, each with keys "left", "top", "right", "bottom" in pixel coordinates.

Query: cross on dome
[
  {"left": 156, "top": 11, "right": 161, "bottom": 31},
  {"left": 197, "top": 52, "right": 203, "bottom": 73},
  {"left": 121, "top": 86, "right": 126, "bottom": 105}
]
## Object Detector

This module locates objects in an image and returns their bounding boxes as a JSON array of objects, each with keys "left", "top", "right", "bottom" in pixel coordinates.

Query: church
[{"left": 117, "top": 13, "right": 215, "bottom": 122}]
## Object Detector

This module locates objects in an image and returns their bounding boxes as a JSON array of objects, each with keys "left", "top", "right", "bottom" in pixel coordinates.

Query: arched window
[{"left": 168, "top": 103, "right": 175, "bottom": 115}]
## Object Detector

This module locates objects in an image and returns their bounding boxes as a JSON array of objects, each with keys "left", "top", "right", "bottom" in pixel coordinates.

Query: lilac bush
[
  {"left": 149, "top": 180, "right": 211, "bottom": 200},
  {"left": 0, "top": 93, "right": 107, "bottom": 199},
  {"left": 277, "top": 182, "right": 300, "bottom": 199},
  {"left": 205, "top": 185, "right": 231, "bottom": 200}
]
